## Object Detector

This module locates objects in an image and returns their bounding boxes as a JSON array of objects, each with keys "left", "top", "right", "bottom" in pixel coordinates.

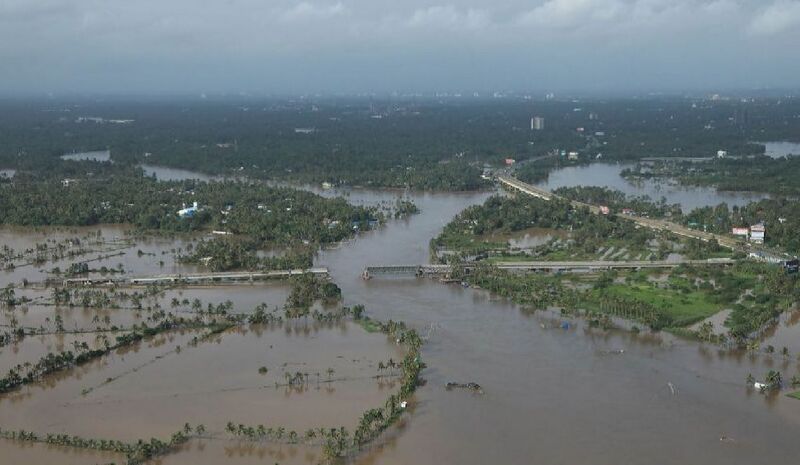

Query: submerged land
[{"left": 1, "top": 95, "right": 800, "bottom": 465}]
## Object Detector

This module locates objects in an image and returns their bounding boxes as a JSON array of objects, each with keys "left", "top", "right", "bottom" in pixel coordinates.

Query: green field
[
  {"left": 587, "top": 280, "right": 721, "bottom": 326},
  {"left": 788, "top": 391, "right": 800, "bottom": 400}
]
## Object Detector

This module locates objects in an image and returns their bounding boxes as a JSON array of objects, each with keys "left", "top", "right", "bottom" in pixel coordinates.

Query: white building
[
  {"left": 749, "top": 224, "right": 766, "bottom": 243},
  {"left": 177, "top": 202, "right": 199, "bottom": 218},
  {"left": 531, "top": 116, "right": 545, "bottom": 131}
]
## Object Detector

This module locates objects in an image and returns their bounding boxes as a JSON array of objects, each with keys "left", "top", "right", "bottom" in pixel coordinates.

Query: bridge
[
  {"left": 362, "top": 265, "right": 451, "bottom": 279},
  {"left": 496, "top": 175, "right": 740, "bottom": 249},
  {"left": 363, "top": 259, "right": 734, "bottom": 278},
  {"left": 61, "top": 267, "right": 329, "bottom": 287}
]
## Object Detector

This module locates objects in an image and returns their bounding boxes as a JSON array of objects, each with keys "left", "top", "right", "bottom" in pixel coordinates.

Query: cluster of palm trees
[
  {"left": 0, "top": 317, "right": 232, "bottom": 395},
  {"left": 0, "top": 424, "right": 201, "bottom": 465},
  {"left": 593, "top": 294, "right": 672, "bottom": 329},
  {"left": 0, "top": 286, "right": 29, "bottom": 308}
]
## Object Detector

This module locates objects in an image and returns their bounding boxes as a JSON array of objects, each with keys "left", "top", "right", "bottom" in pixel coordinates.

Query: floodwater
[
  {"left": 535, "top": 163, "right": 770, "bottom": 211},
  {"left": 0, "top": 323, "right": 402, "bottom": 442},
  {"left": 314, "top": 188, "right": 800, "bottom": 465},
  {"left": 0, "top": 169, "right": 15, "bottom": 178},
  {"left": 2, "top": 185, "right": 800, "bottom": 464},
  {"left": 761, "top": 141, "right": 800, "bottom": 158},
  {"left": 0, "top": 438, "right": 125, "bottom": 465},
  {"left": 141, "top": 164, "right": 216, "bottom": 182},
  {"left": 60, "top": 150, "right": 111, "bottom": 162}
]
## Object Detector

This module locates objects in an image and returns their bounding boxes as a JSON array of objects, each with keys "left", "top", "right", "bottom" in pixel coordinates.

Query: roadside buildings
[{"left": 749, "top": 223, "right": 766, "bottom": 243}]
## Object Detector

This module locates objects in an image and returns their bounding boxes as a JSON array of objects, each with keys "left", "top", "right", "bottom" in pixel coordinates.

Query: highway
[{"left": 496, "top": 175, "right": 741, "bottom": 249}]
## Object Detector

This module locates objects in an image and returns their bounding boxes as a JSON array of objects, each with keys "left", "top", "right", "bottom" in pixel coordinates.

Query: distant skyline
[{"left": 1, "top": 0, "right": 799, "bottom": 95}]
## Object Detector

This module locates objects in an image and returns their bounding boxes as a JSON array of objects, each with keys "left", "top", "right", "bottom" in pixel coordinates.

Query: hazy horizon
[{"left": 2, "top": 0, "right": 800, "bottom": 95}]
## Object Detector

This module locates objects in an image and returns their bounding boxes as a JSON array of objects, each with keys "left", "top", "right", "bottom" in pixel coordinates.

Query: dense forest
[
  {"left": 623, "top": 155, "right": 800, "bottom": 196},
  {"left": 1, "top": 96, "right": 798, "bottom": 190},
  {"left": 553, "top": 186, "right": 682, "bottom": 218},
  {"left": 0, "top": 163, "right": 378, "bottom": 252},
  {"left": 432, "top": 194, "right": 723, "bottom": 260},
  {"left": 684, "top": 198, "right": 800, "bottom": 253}
]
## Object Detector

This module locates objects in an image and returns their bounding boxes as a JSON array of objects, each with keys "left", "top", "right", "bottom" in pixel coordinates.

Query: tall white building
[{"left": 531, "top": 116, "right": 545, "bottom": 130}]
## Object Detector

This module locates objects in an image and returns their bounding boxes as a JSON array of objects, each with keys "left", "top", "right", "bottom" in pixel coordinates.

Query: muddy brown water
[{"left": 1, "top": 180, "right": 800, "bottom": 464}]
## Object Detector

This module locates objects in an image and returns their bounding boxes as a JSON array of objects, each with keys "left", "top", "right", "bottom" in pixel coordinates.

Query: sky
[{"left": 1, "top": 0, "right": 799, "bottom": 95}]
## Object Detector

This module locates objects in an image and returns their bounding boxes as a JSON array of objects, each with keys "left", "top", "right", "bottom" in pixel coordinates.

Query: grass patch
[
  {"left": 589, "top": 282, "right": 721, "bottom": 326},
  {"left": 788, "top": 391, "right": 800, "bottom": 400},
  {"left": 355, "top": 318, "right": 383, "bottom": 333}
]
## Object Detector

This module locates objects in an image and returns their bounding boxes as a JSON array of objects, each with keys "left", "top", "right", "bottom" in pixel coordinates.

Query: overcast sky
[{"left": 1, "top": 0, "right": 799, "bottom": 95}]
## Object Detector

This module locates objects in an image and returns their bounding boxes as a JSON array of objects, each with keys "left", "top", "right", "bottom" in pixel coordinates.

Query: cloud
[
  {"left": 517, "top": 0, "right": 625, "bottom": 28},
  {"left": 749, "top": 0, "right": 800, "bottom": 35},
  {"left": 279, "top": 1, "right": 346, "bottom": 22},
  {"left": 407, "top": 5, "right": 491, "bottom": 30},
  {"left": 0, "top": 1, "right": 798, "bottom": 93}
]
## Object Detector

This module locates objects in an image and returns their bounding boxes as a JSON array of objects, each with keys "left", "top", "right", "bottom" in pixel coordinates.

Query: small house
[
  {"left": 749, "top": 224, "right": 766, "bottom": 244},
  {"left": 731, "top": 227, "right": 749, "bottom": 237},
  {"left": 177, "top": 202, "right": 199, "bottom": 218}
]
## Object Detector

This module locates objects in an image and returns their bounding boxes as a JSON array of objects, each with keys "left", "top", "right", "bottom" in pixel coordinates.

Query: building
[
  {"left": 717, "top": 150, "right": 728, "bottom": 158},
  {"left": 177, "top": 202, "right": 199, "bottom": 218},
  {"left": 567, "top": 151, "right": 579, "bottom": 160},
  {"left": 504, "top": 158, "right": 516, "bottom": 166},
  {"left": 731, "top": 227, "right": 749, "bottom": 237},
  {"left": 531, "top": 116, "right": 545, "bottom": 131},
  {"left": 599, "top": 206, "right": 610, "bottom": 215},
  {"left": 749, "top": 223, "right": 766, "bottom": 243}
]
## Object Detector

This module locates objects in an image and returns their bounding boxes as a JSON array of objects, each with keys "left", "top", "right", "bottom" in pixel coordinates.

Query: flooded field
[
  {"left": 2, "top": 180, "right": 800, "bottom": 464},
  {"left": 0, "top": 438, "right": 125, "bottom": 465},
  {"left": 141, "top": 164, "right": 216, "bottom": 182},
  {"left": 0, "top": 323, "right": 402, "bottom": 442},
  {"left": 762, "top": 141, "right": 800, "bottom": 158}
]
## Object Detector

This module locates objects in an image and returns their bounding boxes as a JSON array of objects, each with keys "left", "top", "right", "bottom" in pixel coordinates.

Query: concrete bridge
[
  {"left": 362, "top": 265, "right": 451, "bottom": 279},
  {"left": 363, "top": 259, "right": 734, "bottom": 278},
  {"left": 62, "top": 267, "right": 329, "bottom": 287}
]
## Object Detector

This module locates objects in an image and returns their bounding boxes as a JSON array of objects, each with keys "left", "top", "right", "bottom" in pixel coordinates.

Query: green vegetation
[
  {"left": 554, "top": 186, "right": 681, "bottom": 218},
  {"left": 624, "top": 156, "right": 800, "bottom": 197},
  {"left": 0, "top": 319, "right": 234, "bottom": 395},
  {"left": 454, "top": 260, "right": 799, "bottom": 342},
  {"left": 5, "top": 97, "right": 800, "bottom": 191},
  {"left": 284, "top": 273, "right": 342, "bottom": 317},
  {"left": 433, "top": 194, "right": 726, "bottom": 261},
  {"left": 683, "top": 198, "right": 800, "bottom": 253},
  {"left": 0, "top": 425, "right": 200, "bottom": 465},
  {"left": 0, "top": 165, "right": 377, "bottom": 238}
]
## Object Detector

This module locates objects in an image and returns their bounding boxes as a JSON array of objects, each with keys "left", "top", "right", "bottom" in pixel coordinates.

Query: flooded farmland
[{"left": 2, "top": 173, "right": 800, "bottom": 465}]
